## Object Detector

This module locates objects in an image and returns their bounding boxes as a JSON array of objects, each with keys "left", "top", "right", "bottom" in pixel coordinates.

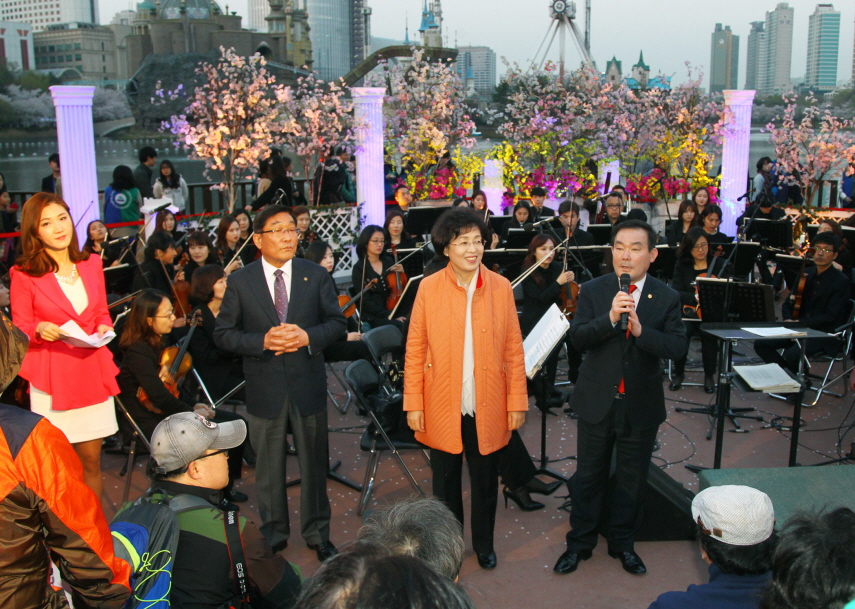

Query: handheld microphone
[
  {"left": 619, "top": 273, "right": 631, "bottom": 331},
  {"left": 523, "top": 217, "right": 555, "bottom": 232},
  {"left": 104, "top": 235, "right": 133, "bottom": 246}
]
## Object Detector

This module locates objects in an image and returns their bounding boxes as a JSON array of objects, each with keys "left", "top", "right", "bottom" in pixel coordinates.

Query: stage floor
[{"left": 100, "top": 344, "right": 854, "bottom": 609}]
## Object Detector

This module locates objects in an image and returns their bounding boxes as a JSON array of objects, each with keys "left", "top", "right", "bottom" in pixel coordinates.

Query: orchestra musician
[
  {"left": 233, "top": 209, "right": 259, "bottom": 266},
  {"left": 133, "top": 232, "right": 183, "bottom": 303},
  {"left": 666, "top": 199, "right": 701, "bottom": 247},
  {"left": 293, "top": 205, "right": 319, "bottom": 253},
  {"left": 214, "top": 214, "right": 244, "bottom": 275},
  {"left": 184, "top": 231, "right": 220, "bottom": 284},
  {"left": 500, "top": 202, "right": 531, "bottom": 243},
  {"left": 153, "top": 209, "right": 186, "bottom": 252},
  {"left": 351, "top": 225, "right": 406, "bottom": 330},
  {"left": 82, "top": 220, "right": 124, "bottom": 267},
  {"left": 816, "top": 219, "right": 853, "bottom": 277},
  {"left": 10, "top": 193, "right": 120, "bottom": 498},
  {"left": 669, "top": 227, "right": 730, "bottom": 393},
  {"left": 700, "top": 204, "right": 733, "bottom": 245}
]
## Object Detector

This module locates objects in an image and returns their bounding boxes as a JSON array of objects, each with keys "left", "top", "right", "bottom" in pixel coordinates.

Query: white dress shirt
[{"left": 260, "top": 256, "right": 293, "bottom": 315}]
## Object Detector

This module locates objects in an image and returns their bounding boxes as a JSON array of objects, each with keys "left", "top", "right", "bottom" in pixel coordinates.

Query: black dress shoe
[
  {"left": 608, "top": 549, "right": 647, "bottom": 575},
  {"left": 503, "top": 486, "right": 545, "bottom": 511},
  {"left": 704, "top": 374, "right": 716, "bottom": 394},
  {"left": 553, "top": 549, "right": 592, "bottom": 574},
  {"left": 226, "top": 490, "right": 248, "bottom": 503},
  {"left": 669, "top": 374, "right": 684, "bottom": 391},
  {"left": 271, "top": 540, "right": 288, "bottom": 553},
  {"left": 308, "top": 541, "right": 338, "bottom": 562},
  {"left": 476, "top": 551, "right": 497, "bottom": 569},
  {"left": 525, "top": 477, "right": 563, "bottom": 496}
]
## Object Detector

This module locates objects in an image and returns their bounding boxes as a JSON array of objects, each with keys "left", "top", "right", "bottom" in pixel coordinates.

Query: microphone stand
[{"left": 544, "top": 223, "right": 594, "bottom": 281}]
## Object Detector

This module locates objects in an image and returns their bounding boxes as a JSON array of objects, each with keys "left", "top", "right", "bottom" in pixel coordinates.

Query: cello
[{"left": 137, "top": 310, "right": 202, "bottom": 413}]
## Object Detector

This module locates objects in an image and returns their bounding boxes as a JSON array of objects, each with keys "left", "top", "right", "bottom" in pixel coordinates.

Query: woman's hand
[
  {"left": 556, "top": 270, "right": 575, "bottom": 285},
  {"left": 173, "top": 316, "right": 187, "bottom": 329},
  {"left": 389, "top": 263, "right": 404, "bottom": 273},
  {"left": 97, "top": 324, "right": 114, "bottom": 337},
  {"left": 175, "top": 269, "right": 186, "bottom": 283},
  {"left": 193, "top": 403, "right": 216, "bottom": 419},
  {"left": 508, "top": 411, "right": 526, "bottom": 431},
  {"left": 225, "top": 258, "right": 243, "bottom": 275},
  {"left": 407, "top": 411, "right": 425, "bottom": 433},
  {"left": 346, "top": 332, "right": 363, "bottom": 342},
  {"left": 37, "top": 322, "right": 65, "bottom": 342}
]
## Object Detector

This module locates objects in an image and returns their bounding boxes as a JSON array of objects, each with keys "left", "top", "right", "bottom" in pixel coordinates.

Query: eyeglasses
[
  {"left": 369, "top": 239, "right": 386, "bottom": 245},
  {"left": 153, "top": 309, "right": 176, "bottom": 319},
  {"left": 693, "top": 243, "right": 709, "bottom": 251},
  {"left": 815, "top": 247, "right": 836, "bottom": 255},
  {"left": 450, "top": 239, "right": 485, "bottom": 250},
  {"left": 194, "top": 448, "right": 229, "bottom": 462},
  {"left": 257, "top": 227, "right": 299, "bottom": 237},
  {"left": 606, "top": 204, "right": 622, "bottom": 210}
]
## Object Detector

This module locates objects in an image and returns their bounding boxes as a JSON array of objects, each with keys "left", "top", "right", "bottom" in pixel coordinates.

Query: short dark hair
[
  {"left": 558, "top": 200, "right": 579, "bottom": 216},
  {"left": 304, "top": 240, "right": 331, "bottom": 266},
  {"left": 146, "top": 457, "right": 188, "bottom": 481},
  {"left": 144, "top": 231, "right": 176, "bottom": 262},
  {"left": 356, "top": 225, "right": 385, "bottom": 259},
  {"left": 605, "top": 192, "right": 624, "bottom": 205},
  {"left": 814, "top": 231, "right": 841, "bottom": 252},
  {"left": 431, "top": 207, "right": 489, "bottom": 261},
  {"left": 626, "top": 208, "right": 648, "bottom": 223},
  {"left": 394, "top": 184, "right": 409, "bottom": 197},
  {"left": 756, "top": 156, "right": 773, "bottom": 173},
  {"left": 677, "top": 227, "right": 709, "bottom": 261},
  {"left": 110, "top": 165, "right": 136, "bottom": 191},
  {"left": 139, "top": 146, "right": 157, "bottom": 163},
  {"left": 531, "top": 187, "right": 547, "bottom": 197},
  {"left": 253, "top": 204, "right": 295, "bottom": 233},
  {"left": 699, "top": 528, "right": 778, "bottom": 576},
  {"left": 701, "top": 204, "right": 723, "bottom": 221},
  {"left": 611, "top": 219, "right": 657, "bottom": 251},
  {"left": 48, "top": 152, "right": 60, "bottom": 166},
  {"left": 190, "top": 264, "right": 225, "bottom": 304},
  {"left": 187, "top": 230, "right": 214, "bottom": 250},
  {"left": 819, "top": 219, "right": 843, "bottom": 239},
  {"left": 612, "top": 184, "right": 627, "bottom": 193},
  {"left": 760, "top": 508, "right": 855, "bottom": 609},
  {"left": 357, "top": 497, "right": 465, "bottom": 580}
]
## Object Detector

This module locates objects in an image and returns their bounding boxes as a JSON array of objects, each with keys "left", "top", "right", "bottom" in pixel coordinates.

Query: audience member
[
  {"left": 40, "top": 153, "right": 60, "bottom": 195},
  {"left": 134, "top": 146, "right": 158, "bottom": 200},
  {"left": 648, "top": 485, "right": 777, "bottom": 609},
  {"left": 759, "top": 507, "right": 855, "bottom": 609},
  {"left": 104, "top": 165, "right": 142, "bottom": 238},
  {"left": 146, "top": 413, "right": 301, "bottom": 609},
  {"left": 357, "top": 497, "right": 465, "bottom": 581},
  {"left": 389, "top": 184, "right": 413, "bottom": 216},
  {"left": 152, "top": 159, "right": 189, "bottom": 211}
]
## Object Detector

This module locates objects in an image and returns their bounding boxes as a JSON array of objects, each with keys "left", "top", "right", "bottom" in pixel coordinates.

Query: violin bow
[
  {"left": 225, "top": 231, "right": 254, "bottom": 270},
  {"left": 158, "top": 257, "right": 187, "bottom": 317}
]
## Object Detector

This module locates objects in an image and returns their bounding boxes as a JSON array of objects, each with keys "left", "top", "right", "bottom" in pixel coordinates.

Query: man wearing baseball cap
[
  {"left": 148, "top": 412, "right": 302, "bottom": 608},
  {"left": 647, "top": 485, "right": 778, "bottom": 609}
]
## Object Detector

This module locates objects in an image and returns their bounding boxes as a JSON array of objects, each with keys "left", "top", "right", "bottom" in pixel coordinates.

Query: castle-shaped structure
[{"left": 418, "top": 0, "right": 442, "bottom": 47}]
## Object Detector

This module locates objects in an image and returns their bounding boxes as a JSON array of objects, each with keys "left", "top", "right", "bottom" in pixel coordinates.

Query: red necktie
[{"left": 617, "top": 284, "right": 637, "bottom": 395}]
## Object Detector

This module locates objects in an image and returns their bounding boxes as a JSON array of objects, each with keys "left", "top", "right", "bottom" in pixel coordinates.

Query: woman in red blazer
[{"left": 10, "top": 193, "right": 119, "bottom": 499}]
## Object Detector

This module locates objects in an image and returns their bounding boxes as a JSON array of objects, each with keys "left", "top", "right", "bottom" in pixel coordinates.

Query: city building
[
  {"left": 0, "top": 20, "right": 33, "bottom": 69},
  {"left": 264, "top": 0, "right": 312, "bottom": 69},
  {"left": 418, "top": 0, "right": 442, "bottom": 48},
  {"left": 709, "top": 23, "right": 739, "bottom": 93},
  {"left": 755, "top": 2, "right": 794, "bottom": 97},
  {"left": 33, "top": 22, "right": 115, "bottom": 80},
  {"left": 456, "top": 45, "right": 496, "bottom": 94},
  {"left": 0, "top": 0, "right": 97, "bottom": 32},
  {"left": 805, "top": 3, "right": 839, "bottom": 92},
  {"left": 745, "top": 21, "right": 766, "bottom": 90},
  {"left": 305, "top": 0, "right": 351, "bottom": 80},
  {"left": 247, "top": 0, "right": 268, "bottom": 32},
  {"left": 601, "top": 51, "right": 670, "bottom": 91}
]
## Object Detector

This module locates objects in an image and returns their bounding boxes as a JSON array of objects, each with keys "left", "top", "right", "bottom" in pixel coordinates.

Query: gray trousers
[{"left": 246, "top": 398, "right": 331, "bottom": 548}]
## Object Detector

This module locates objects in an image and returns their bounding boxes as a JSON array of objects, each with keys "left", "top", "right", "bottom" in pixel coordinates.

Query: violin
[
  {"left": 385, "top": 244, "right": 409, "bottom": 311},
  {"left": 790, "top": 246, "right": 815, "bottom": 321},
  {"left": 683, "top": 245, "right": 724, "bottom": 319},
  {"left": 170, "top": 254, "right": 191, "bottom": 318},
  {"left": 137, "top": 310, "right": 202, "bottom": 413},
  {"left": 339, "top": 279, "right": 378, "bottom": 318},
  {"left": 559, "top": 226, "right": 579, "bottom": 320}
]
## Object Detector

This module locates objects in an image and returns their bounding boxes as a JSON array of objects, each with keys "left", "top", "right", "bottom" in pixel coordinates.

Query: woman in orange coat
[{"left": 404, "top": 206, "right": 528, "bottom": 570}]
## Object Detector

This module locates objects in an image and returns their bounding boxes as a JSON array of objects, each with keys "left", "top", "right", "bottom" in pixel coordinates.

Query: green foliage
[
  {"left": 492, "top": 80, "right": 511, "bottom": 104},
  {"left": 0, "top": 98, "right": 17, "bottom": 128}
]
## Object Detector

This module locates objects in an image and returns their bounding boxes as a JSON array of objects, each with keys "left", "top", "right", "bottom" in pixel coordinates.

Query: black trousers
[
  {"left": 674, "top": 325, "right": 719, "bottom": 376},
  {"left": 754, "top": 337, "right": 840, "bottom": 374},
  {"left": 566, "top": 398, "right": 658, "bottom": 553},
  {"left": 495, "top": 430, "right": 537, "bottom": 490},
  {"left": 430, "top": 414, "right": 498, "bottom": 554}
]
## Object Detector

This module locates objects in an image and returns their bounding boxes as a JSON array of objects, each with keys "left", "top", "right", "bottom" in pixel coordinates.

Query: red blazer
[{"left": 10, "top": 255, "right": 119, "bottom": 410}]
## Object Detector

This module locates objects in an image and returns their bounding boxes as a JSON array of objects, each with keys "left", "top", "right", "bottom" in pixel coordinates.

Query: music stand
[
  {"left": 805, "top": 224, "right": 820, "bottom": 243},
  {"left": 841, "top": 226, "right": 855, "bottom": 244},
  {"left": 504, "top": 229, "right": 538, "bottom": 249},
  {"left": 405, "top": 206, "right": 450, "bottom": 238},
  {"left": 488, "top": 216, "right": 508, "bottom": 235},
  {"left": 744, "top": 219, "right": 794, "bottom": 250},
  {"left": 483, "top": 249, "right": 527, "bottom": 283},
  {"left": 387, "top": 275, "right": 423, "bottom": 320},
  {"left": 649, "top": 245, "right": 677, "bottom": 283},
  {"left": 586, "top": 224, "right": 613, "bottom": 246},
  {"left": 566, "top": 245, "right": 608, "bottom": 281},
  {"left": 774, "top": 254, "right": 815, "bottom": 293},
  {"left": 712, "top": 242, "right": 762, "bottom": 279}
]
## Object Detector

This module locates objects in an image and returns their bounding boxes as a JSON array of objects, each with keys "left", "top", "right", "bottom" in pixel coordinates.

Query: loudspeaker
[{"left": 571, "top": 463, "right": 696, "bottom": 542}]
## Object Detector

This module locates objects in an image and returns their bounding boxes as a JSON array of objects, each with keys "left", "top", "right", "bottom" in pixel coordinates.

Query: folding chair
[
  {"left": 114, "top": 395, "right": 151, "bottom": 504},
  {"left": 802, "top": 300, "right": 855, "bottom": 405},
  {"left": 344, "top": 360, "right": 427, "bottom": 516},
  {"left": 361, "top": 325, "right": 405, "bottom": 396},
  {"left": 326, "top": 363, "right": 355, "bottom": 414}
]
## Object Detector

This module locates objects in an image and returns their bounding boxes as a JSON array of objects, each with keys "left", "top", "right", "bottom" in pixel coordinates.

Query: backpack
[{"left": 110, "top": 490, "right": 250, "bottom": 609}]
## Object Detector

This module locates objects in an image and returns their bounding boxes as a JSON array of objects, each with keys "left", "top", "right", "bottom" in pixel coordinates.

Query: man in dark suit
[
  {"left": 134, "top": 146, "right": 157, "bottom": 200},
  {"left": 214, "top": 204, "right": 347, "bottom": 561},
  {"left": 529, "top": 187, "right": 555, "bottom": 222},
  {"left": 40, "top": 153, "right": 60, "bottom": 194},
  {"left": 554, "top": 219, "right": 687, "bottom": 576}
]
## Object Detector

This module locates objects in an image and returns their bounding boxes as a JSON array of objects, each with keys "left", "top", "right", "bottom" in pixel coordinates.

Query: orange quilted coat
[{"left": 404, "top": 264, "right": 528, "bottom": 455}]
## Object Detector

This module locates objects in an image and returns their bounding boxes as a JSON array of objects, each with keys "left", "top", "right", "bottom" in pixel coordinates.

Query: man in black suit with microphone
[
  {"left": 554, "top": 219, "right": 687, "bottom": 576},
  {"left": 215, "top": 204, "right": 346, "bottom": 561}
]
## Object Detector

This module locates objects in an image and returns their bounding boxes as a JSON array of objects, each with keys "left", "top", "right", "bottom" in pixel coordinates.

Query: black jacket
[
  {"left": 519, "top": 263, "right": 565, "bottom": 335},
  {"left": 351, "top": 256, "right": 394, "bottom": 325},
  {"left": 134, "top": 164, "right": 154, "bottom": 200},
  {"left": 666, "top": 221, "right": 698, "bottom": 247},
  {"left": 133, "top": 259, "right": 175, "bottom": 295},
  {"left": 568, "top": 273, "right": 687, "bottom": 428},
  {"left": 251, "top": 175, "right": 294, "bottom": 210},
  {"left": 670, "top": 257, "right": 731, "bottom": 307},
  {"left": 187, "top": 304, "right": 243, "bottom": 402},
  {"left": 214, "top": 258, "right": 346, "bottom": 419},
  {"left": 40, "top": 175, "right": 57, "bottom": 194},
  {"left": 784, "top": 266, "right": 851, "bottom": 332},
  {"left": 736, "top": 205, "right": 786, "bottom": 226}
]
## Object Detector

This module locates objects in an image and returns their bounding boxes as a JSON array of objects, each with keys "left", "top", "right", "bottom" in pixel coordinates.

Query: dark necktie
[
  {"left": 617, "top": 284, "right": 637, "bottom": 395},
  {"left": 274, "top": 269, "right": 289, "bottom": 323}
]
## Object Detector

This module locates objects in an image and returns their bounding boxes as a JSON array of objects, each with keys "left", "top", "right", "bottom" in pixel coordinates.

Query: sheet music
[
  {"left": 741, "top": 326, "right": 806, "bottom": 337},
  {"left": 733, "top": 363, "right": 801, "bottom": 393},
  {"left": 387, "top": 275, "right": 424, "bottom": 319},
  {"left": 523, "top": 304, "right": 570, "bottom": 379},
  {"left": 59, "top": 320, "right": 115, "bottom": 349}
]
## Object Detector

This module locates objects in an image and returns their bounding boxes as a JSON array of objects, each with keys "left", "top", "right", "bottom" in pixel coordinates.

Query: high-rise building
[
  {"left": 805, "top": 3, "right": 840, "bottom": 91},
  {"left": 33, "top": 22, "right": 115, "bottom": 80},
  {"left": 709, "top": 23, "right": 739, "bottom": 93},
  {"left": 0, "top": 0, "right": 98, "bottom": 31},
  {"left": 756, "top": 2, "right": 794, "bottom": 96},
  {"left": 0, "top": 21, "right": 34, "bottom": 69},
  {"left": 745, "top": 21, "right": 766, "bottom": 90},
  {"left": 247, "top": 0, "right": 268, "bottom": 32},
  {"left": 305, "top": 0, "right": 353, "bottom": 80},
  {"left": 456, "top": 46, "right": 496, "bottom": 94}
]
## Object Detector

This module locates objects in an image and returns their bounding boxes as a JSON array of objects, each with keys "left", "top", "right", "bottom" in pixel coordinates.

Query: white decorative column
[
  {"left": 720, "top": 90, "right": 756, "bottom": 235},
  {"left": 50, "top": 85, "right": 99, "bottom": 244},
  {"left": 352, "top": 87, "right": 386, "bottom": 228},
  {"left": 482, "top": 159, "right": 504, "bottom": 215}
]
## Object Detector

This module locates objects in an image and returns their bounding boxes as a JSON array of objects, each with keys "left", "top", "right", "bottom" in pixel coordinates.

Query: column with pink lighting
[
  {"left": 352, "top": 87, "right": 386, "bottom": 228},
  {"left": 720, "top": 90, "right": 756, "bottom": 235}
]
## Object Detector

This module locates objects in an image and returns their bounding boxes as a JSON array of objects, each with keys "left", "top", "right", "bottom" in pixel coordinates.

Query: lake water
[{"left": 0, "top": 131, "right": 781, "bottom": 193}]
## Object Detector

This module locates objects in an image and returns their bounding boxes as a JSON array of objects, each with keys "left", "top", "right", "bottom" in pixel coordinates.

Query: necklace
[{"left": 55, "top": 264, "right": 78, "bottom": 284}]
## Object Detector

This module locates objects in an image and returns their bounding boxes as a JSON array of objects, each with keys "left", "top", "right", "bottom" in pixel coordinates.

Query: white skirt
[{"left": 30, "top": 386, "right": 118, "bottom": 444}]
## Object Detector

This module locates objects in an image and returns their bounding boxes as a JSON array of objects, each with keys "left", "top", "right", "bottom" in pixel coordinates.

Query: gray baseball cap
[{"left": 151, "top": 412, "right": 246, "bottom": 474}]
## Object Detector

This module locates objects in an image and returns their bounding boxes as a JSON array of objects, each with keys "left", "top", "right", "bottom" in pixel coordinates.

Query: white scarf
[{"left": 461, "top": 269, "right": 478, "bottom": 416}]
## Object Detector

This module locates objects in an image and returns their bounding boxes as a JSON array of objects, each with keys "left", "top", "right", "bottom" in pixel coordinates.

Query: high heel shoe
[
  {"left": 503, "top": 486, "right": 545, "bottom": 511},
  {"left": 525, "top": 477, "right": 562, "bottom": 496},
  {"left": 669, "top": 374, "right": 684, "bottom": 391},
  {"left": 704, "top": 374, "right": 716, "bottom": 394}
]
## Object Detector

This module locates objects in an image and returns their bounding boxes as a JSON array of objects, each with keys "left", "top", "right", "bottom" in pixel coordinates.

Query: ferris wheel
[{"left": 529, "top": 0, "right": 595, "bottom": 77}]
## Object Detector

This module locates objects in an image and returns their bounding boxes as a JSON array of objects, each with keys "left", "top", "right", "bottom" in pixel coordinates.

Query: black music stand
[
  {"left": 488, "top": 216, "right": 508, "bottom": 235},
  {"left": 744, "top": 219, "right": 794, "bottom": 250},
  {"left": 805, "top": 224, "right": 820, "bottom": 243},
  {"left": 586, "top": 224, "right": 613, "bottom": 246},
  {"left": 405, "top": 206, "right": 450, "bottom": 238},
  {"left": 483, "top": 249, "right": 527, "bottom": 283},
  {"left": 714, "top": 242, "right": 762, "bottom": 279},
  {"left": 649, "top": 245, "right": 677, "bottom": 283},
  {"left": 503, "top": 229, "right": 538, "bottom": 249},
  {"left": 693, "top": 323, "right": 827, "bottom": 469},
  {"left": 774, "top": 254, "right": 815, "bottom": 293},
  {"left": 841, "top": 225, "right": 855, "bottom": 244},
  {"left": 566, "top": 245, "right": 607, "bottom": 281}
]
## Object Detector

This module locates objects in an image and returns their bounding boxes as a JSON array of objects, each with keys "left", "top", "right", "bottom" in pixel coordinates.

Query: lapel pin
[
  {"left": 648, "top": 294, "right": 652, "bottom": 299},
  {"left": 304, "top": 277, "right": 308, "bottom": 281}
]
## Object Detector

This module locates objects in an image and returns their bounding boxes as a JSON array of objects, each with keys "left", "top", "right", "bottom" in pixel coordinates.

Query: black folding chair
[
  {"left": 114, "top": 395, "right": 151, "bottom": 504},
  {"left": 344, "top": 360, "right": 427, "bottom": 516},
  {"left": 361, "top": 325, "right": 405, "bottom": 397}
]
